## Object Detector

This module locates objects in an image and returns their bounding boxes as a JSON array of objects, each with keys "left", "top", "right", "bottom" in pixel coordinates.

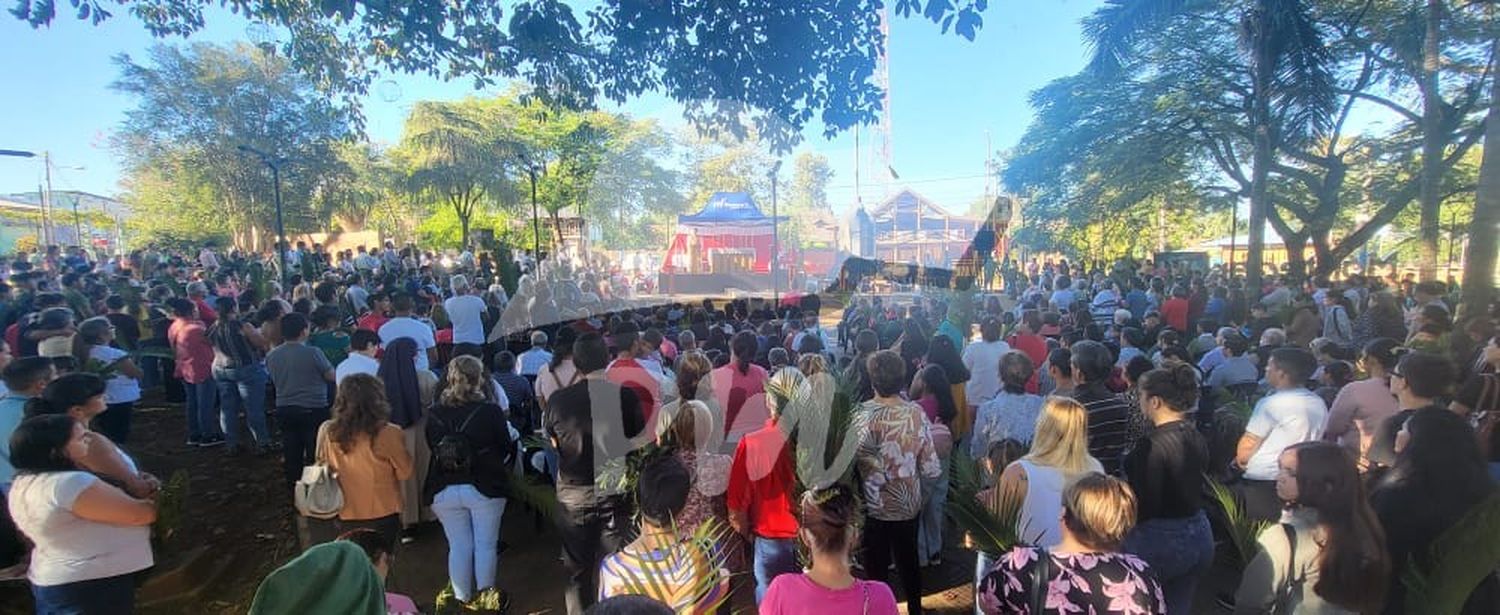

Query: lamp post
[
  {"left": 516, "top": 154, "right": 544, "bottom": 259},
  {"left": 769, "top": 160, "right": 782, "bottom": 306},
  {"left": 236, "top": 145, "right": 290, "bottom": 290}
]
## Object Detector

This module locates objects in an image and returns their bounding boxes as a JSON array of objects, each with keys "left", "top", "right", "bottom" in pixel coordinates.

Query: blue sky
[{"left": 0, "top": 1, "right": 1105, "bottom": 219}]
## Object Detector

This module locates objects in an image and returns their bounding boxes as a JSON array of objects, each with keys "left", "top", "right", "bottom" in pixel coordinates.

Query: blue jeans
[
  {"left": 183, "top": 379, "right": 218, "bottom": 440},
  {"left": 213, "top": 364, "right": 270, "bottom": 448},
  {"left": 431, "top": 484, "right": 507, "bottom": 602},
  {"left": 32, "top": 571, "right": 139, "bottom": 614},
  {"left": 1122, "top": 510, "right": 1215, "bottom": 615},
  {"left": 752, "top": 536, "right": 799, "bottom": 604},
  {"left": 918, "top": 457, "right": 951, "bottom": 563}
]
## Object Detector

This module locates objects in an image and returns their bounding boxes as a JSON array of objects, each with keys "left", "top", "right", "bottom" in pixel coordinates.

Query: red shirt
[
  {"left": 167, "top": 318, "right": 214, "bottom": 384},
  {"left": 727, "top": 420, "right": 798, "bottom": 539},
  {"left": 357, "top": 312, "right": 389, "bottom": 333},
  {"left": 192, "top": 298, "right": 218, "bottom": 327},
  {"left": 1160, "top": 297, "right": 1190, "bottom": 333},
  {"left": 1006, "top": 333, "right": 1048, "bottom": 394}
]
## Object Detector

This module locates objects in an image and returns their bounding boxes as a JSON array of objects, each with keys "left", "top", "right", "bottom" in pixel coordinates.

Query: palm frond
[
  {"left": 1083, "top": 0, "right": 1200, "bottom": 74},
  {"left": 946, "top": 449, "right": 1026, "bottom": 556},
  {"left": 1403, "top": 490, "right": 1500, "bottom": 613},
  {"left": 1261, "top": 0, "right": 1338, "bottom": 139},
  {"left": 1208, "top": 477, "right": 1271, "bottom": 568}
]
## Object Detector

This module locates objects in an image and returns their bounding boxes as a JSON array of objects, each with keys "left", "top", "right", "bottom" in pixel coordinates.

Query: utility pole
[
  {"left": 43, "top": 151, "right": 54, "bottom": 246},
  {"left": 529, "top": 166, "right": 541, "bottom": 258}
]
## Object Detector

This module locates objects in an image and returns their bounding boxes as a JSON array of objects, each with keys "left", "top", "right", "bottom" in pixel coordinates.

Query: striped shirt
[
  {"left": 598, "top": 539, "right": 729, "bottom": 614},
  {"left": 207, "top": 317, "right": 261, "bottom": 369},
  {"left": 1072, "top": 382, "right": 1132, "bottom": 475}
]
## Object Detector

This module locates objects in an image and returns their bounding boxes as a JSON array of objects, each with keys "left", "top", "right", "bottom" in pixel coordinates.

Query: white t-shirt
[
  {"left": 90, "top": 346, "right": 142, "bottom": 404},
  {"left": 8, "top": 471, "right": 153, "bottom": 586},
  {"left": 336, "top": 352, "right": 380, "bottom": 384},
  {"left": 379, "top": 317, "right": 437, "bottom": 372},
  {"left": 1243, "top": 388, "right": 1329, "bottom": 480},
  {"left": 962, "top": 339, "right": 1012, "bottom": 406},
  {"left": 444, "top": 294, "right": 488, "bottom": 345}
]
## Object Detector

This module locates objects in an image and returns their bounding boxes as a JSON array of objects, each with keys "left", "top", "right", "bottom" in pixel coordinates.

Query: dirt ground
[{"left": 0, "top": 390, "right": 990, "bottom": 615}]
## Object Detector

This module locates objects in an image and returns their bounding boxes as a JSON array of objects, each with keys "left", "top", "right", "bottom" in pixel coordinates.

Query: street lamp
[
  {"left": 516, "top": 154, "right": 543, "bottom": 260},
  {"left": 236, "top": 145, "right": 291, "bottom": 290},
  {"left": 769, "top": 160, "right": 782, "bottom": 306}
]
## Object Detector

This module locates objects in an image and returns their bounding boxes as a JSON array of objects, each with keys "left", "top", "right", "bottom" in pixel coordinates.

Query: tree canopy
[{"left": 13, "top": 0, "right": 989, "bottom": 149}]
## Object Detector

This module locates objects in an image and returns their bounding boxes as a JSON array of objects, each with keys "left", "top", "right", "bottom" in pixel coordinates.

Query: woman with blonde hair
[
  {"left": 996, "top": 396, "right": 1102, "bottom": 547},
  {"left": 318, "top": 373, "right": 414, "bottom": 544},
  {"left": 655, "top": 399, "right": 731, "bottom": 539},
  {"left": 795, "top": 353, "right": 827, "bottom": 377},
  {"left": 978, "top": 473, "right": 1164, "bottom": 614},
  {"left": 424, "top": 355, "right": 514, "bottom": 609}
]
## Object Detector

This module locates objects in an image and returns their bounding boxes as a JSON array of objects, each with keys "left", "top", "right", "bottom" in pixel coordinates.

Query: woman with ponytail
[
  {"left": 1234, "top": 441, "right": 1390, "bottom": 614},
  {"left": 711, "top": 330, "right": 768, "bottom": 444},
  {"left": 71, "top": 317, "right": 142, "bottom": 444},
  {"left": 760, "top": 486, "right": 899, "bottom": 615},
  {"left": 1122, "top": 362, "right": 1213, "bottom": 615}
]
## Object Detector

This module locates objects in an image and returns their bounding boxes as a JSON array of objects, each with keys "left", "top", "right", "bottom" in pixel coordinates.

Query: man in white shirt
[
  {"left": 444, "top": 274, "right": 488, "bottom": 361},
  {"left": 1235, "top": 347, "right": 1327, "bottom": 522},
  {"left": 517, "top": 331, "right": 553, "bottom": 376},
  {"left": 961, "top": 317, "right": 1011, "bottom": 406},
  {"left": 378, "top": 293, "right": 438, "bottom": 372},
  {"left": 336, "top": 330, "right": 382, "bottom": 383}
]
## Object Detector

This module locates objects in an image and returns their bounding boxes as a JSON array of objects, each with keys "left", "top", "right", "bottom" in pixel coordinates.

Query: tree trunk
[
  {"left": 1248, "top": 27, "right": 1274, "bottom": 291},
  {"left": 551, "top": 211, "right": 565, "bottom": 254},
  {"left": 1418, "top": 0, "right": 1444, "bottom": 281},
  {"left": 1459, "top": 38, "right": 1498, "bottom": 320}
]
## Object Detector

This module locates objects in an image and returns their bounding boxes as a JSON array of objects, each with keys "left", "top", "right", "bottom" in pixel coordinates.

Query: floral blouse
[
  {"left": 853, "top": 399, "right": 942, "bottom": 522},
  {"left": 674, "top": 449, "right": 731, "bottom": 538},
  {"left": 977, "top": 547, "right": 1166, "bottom": 615}
]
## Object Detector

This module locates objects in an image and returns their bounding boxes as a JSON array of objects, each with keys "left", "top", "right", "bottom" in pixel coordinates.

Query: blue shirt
[
  {"left": 0, "top": 393, "right": 30, "bottom": 492},
  {"left": 1126, "top": 290, "right": 1151, "bottom": 320},
  {"left": 517, "top": 347, "right": 553, "bottom": 376}
]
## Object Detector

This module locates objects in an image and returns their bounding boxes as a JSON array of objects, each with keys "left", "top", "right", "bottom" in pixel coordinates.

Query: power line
[{"left": 824, "top": 172, "right": 990, "bottom": 190}]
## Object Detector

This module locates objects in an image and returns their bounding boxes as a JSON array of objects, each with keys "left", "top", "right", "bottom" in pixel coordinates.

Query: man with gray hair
[
  {"left": 444, "top": 274, "right": 487, "bottom": 360},
  {"left": 518, "top": 330, "right": 552, "bottom": 376}
]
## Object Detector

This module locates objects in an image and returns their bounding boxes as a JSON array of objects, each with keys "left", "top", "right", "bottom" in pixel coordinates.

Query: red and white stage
[{"left": 660, "top": 192, "right": 781, "bottom": 294}]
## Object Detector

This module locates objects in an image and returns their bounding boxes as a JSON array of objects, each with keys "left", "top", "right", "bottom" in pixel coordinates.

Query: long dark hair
[
  {"left": 1284, "top": 441, "right": 1389, "bottom": 614},
  {"left": 925, "top": 334, "right": 970, "bottom": 383},
  {"left": 915, "top": 364, "right": 957, "bottom": 426},
  {"left": 1375, "top": 408, "right": 1492, "bottom": 525},
  {"left": 730, "top": 330, "right": 757, "bottom": 375},
  {"left": 25, "top": 373, "right": 106, "bottom": 418}
]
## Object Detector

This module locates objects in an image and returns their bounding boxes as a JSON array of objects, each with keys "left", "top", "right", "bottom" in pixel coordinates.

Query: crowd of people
[{"left": 0, "top": 242, "right": 1496, "bottom": 615}]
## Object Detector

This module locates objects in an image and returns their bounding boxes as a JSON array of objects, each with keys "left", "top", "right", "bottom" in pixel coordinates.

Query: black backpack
[{"left": 432, "top": 406, "right": 484, "bottom": 474}]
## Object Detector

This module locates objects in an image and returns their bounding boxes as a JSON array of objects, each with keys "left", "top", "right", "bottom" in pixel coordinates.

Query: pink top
[
  {"left": 385, "top": 592, "right": 419, "bottom": 615},
  {"left": 167, "top": 319, "right": 214, "bottom": 384},
  {"left": 761, "top": 574, "right": 899, "bottom": 615},
  {"left": 711, "top": 363, "right": 769, "bottom": 442},
  {"left": 1323, "top": 377, "right": 1399, "bottom": 464}
]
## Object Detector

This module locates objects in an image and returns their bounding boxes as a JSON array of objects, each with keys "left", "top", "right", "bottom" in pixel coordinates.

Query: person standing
[
  {"left": 961, "top": 317, "right": 1011, "bottom": 408},
  {"left": 267, "top": 313, "right": 336, "bottom": 478},
  {"left": 1122, "top": 364, "right": 1214, "bottom": 615},
  {"left": 167, "top": 298, "right": 222, "bottom": 447},
  {"left": 444, "top": 275, "right": 488, "bottom": 360},
  {"left": 71, "top": 317, "right": 142, "bottom": 444},
  {"left": 1322, "top": 339, "right": 1402, "bottom": 470},
  {"left": 378, "top": 294, "right": 437, "bottom": 372},
  {"left": 545, "top": 332, "right": 645, "bottom": 615},
  {"left": 727, "top": 368, "right": 801, "bottom": 603},
  {"left": 516, "top": 331, "right": 553, "bottom": 377},
  {"left": 378, "top": 338, "right": 438, "bottom": 542},
  {"left": 425, "top": 356, "right": 514, "bottom": 610},
  {"left": 758, "top": 486, "right": 901, "bottom": 615},
  {"left": 853, "top": 350, "right": 941, "bottom": 615},
  {"left": 7, "top": 415, "right": 157, "bottom": 614},
  {"left": 336, "top": 330, "right": 382, "bottom": 384},
  {"left": 1068, "top": 341, "right": 1132, "bottom": 475},
  {"left": 318, "top": 374, "right": 414, "bottom": 544},
  {"left": 208, "top": 297, "right": 273, "bottom": 456},
  {"left": 1233, "top": 347, "right": 1327, "bottom": 522}
]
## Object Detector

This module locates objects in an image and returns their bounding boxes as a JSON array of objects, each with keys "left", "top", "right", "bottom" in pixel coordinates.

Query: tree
[
  {"left": 1462, "top": 35, "right": 1498, "bottom": 319},
  {"left": 788, "top": 152, "right": 834, "bottom": 213},
  {"left": 1087, "top": 0, "right": 1337, "bottom": 290},
  {"left": 585, "top": 117, "right": 685, "bottom": 251},
  {"left": 14, "top": 0, "right": 989, "bottom": 150},
  {"left": 111, "top": 42, "right": 353, "bottom": 249},
  {"left": 683, "top": 135, "right": 777, "bottom": 209},
  {"left": 394, "top": 99, "right": 518, "bottom": 249}
]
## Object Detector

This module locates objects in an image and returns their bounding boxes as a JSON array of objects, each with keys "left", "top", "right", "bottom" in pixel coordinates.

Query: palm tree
[
  {"left": 397, "top": 100, "right": 517, "bottom": 249},
  {"left": 1085, "top": 0, "right": 1336, "bottom": 291}
]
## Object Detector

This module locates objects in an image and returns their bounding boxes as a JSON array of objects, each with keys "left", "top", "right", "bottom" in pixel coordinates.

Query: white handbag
[{"left": 294, "top": 423, "right": 343, "bottom": 519}]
